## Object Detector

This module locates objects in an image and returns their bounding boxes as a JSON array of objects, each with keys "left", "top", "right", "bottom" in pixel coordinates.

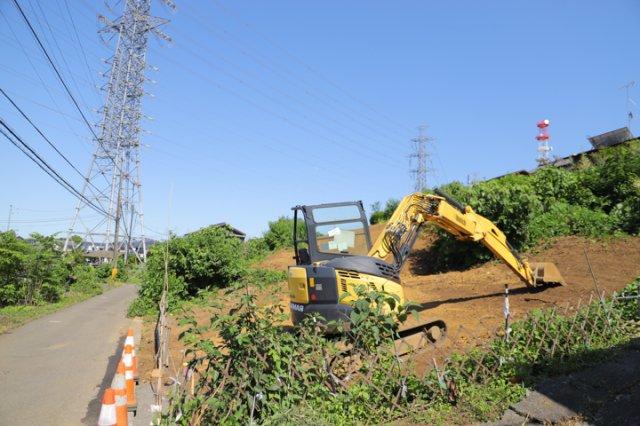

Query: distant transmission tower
[
  {"left": 64, "top": 0, "right": 173, "bottom": 263},
  {"left": 535, "top": 119, "right": 552, "bottom": 166},
  {"left": 409, "top": 125, "right": 433, "bottom": 192}
]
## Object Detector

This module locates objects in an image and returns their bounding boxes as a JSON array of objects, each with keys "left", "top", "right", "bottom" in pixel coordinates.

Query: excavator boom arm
[{"left": 368, "top": 192, "right": 563, "bottom": 287}]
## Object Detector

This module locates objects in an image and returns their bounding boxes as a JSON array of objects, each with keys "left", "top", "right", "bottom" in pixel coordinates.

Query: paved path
[
  {"left": 0, "top": 284, "right": 138, "bottom": 425},
  {"left": 492, "top": 338, "right": 640, "bottom": 425}
]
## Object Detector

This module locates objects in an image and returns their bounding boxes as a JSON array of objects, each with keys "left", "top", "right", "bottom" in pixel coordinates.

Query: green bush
[
  {"left": 369, "top": 199, "right": 400, "bottom": 224},
  {"left": 580, "top": 143, "right": 640, "bottom": 211},
  {"left": 0, "top": 231, "right": 105, "bottom": 308},
  {"left": 245, "top": 237, "right": 270, "bottom": 262},
  {"left": 130, "top": 226, "right": 252, "bottom": 315},
  {"left": 529, "top": 202, "right": 617, "bottom": 242},
  {"left": 420, "top": 144, "right": 639, "bottom": 272},
  {"left": 0, "top": 232, "right": 68, "bottom": 306},
  {"left": 95, "top": 263, "right": 113, "bottom": 280},
  {"left": 263, "top": 216, "right": 306, "bottom": 250},
  {"left": 70, "top": 264, "right": 102, "bottom": 296},
  {"left": 164, "top": 284, "right": 416, "bottom": 425},
  {"left": 530, "top": 166, "right": 599, "bottom": 211}
]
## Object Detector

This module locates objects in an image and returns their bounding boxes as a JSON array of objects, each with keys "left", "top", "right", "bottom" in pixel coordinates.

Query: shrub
[
  {"left": 580, "top": 144, "right": 640, "bottom": 211},
  {"left": 164, "top": 276, "right": 640, "bottom": 425},
  {"left": 530, "top": 166, "right": 599, "bottom": 210},
  {"left": 95, "top": 263, "right": 113, "bottom": 280},
  {"left": 263, "top": 216, "right": 306, "bottom": 250},
  {"left": 370, "top": 199, "right": 400, "bottom": 224},
  {"left": 610, "top": 195, "right": 640, "bottom": 234},
  {"left": 466, "top": 175, "right": 542, "bottom": 248},
  {"left": 420, "top": 145, "right": 639, "bottom": 271},
  {"left": 153, "top": 227, "right": 246, "bottom": 291},
  {"left": 70, "top": 264, "right": 102, "bottom": 296},
  {"left": 529, "top": 202, "right": 617, "bottom": 242},
  {"left": 245, "top": 237, "right": 270, "bottom": 262},
  {"left": 165, "top": 284, "right": 415, "bottom": 425},
  {"left": 130, "top": 226, "right": 250, "bottom": 314}
]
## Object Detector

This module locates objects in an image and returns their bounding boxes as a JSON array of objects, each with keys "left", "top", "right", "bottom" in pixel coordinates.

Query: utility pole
[
  {"left": 63, "top": 0, "right": 173, "bottom": 267},
  {"left": 6, "top": 204, "right": 13, "bottom": 232},
  {"left": 620, "top": 81, "right": 636, "bottom": 129},
  {"left": 409, "top": 125, "right": 433, "bottom": 192}
]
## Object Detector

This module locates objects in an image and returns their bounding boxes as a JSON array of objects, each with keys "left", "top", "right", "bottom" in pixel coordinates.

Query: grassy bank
[{"left": 0, "top": 281, "right": 124, "bottom": 334}]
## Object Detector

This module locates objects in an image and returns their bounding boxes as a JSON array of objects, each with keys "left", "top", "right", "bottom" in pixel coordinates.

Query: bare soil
[{"left": 138, "top": 232, "right": 640, "bottom": 382}]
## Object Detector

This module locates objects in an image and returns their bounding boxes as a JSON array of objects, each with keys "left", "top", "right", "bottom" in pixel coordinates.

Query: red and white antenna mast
[{"left": 535, "top": 119, "right": 552, "bottom": 166}]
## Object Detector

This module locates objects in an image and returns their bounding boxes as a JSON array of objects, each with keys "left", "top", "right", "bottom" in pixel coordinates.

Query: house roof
[{"left": 587, "top": 127, "right": 634, "bottom": 149}]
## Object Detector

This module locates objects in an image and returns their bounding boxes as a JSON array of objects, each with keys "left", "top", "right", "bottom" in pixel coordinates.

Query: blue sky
[{"left": 1, "top": 0, "right": 639, "bottom": 238}]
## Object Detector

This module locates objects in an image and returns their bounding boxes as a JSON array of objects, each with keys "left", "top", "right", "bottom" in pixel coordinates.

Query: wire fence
[{"left": 160, "top": 281, "right": 640, "bottom": 424}]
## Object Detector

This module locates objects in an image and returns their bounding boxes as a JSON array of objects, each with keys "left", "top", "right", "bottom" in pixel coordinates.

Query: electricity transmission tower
[
  {"left": 409, "top": 125, "right": 433, "bottom": 192},
  {"left": 64, "top": 0, "right": 172, "bottom": 263}
]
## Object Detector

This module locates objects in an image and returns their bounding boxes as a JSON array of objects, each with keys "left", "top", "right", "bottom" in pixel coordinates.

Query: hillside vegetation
[
  {"left": 372, "top": 141, "right": 640, "bottom": 271},
  {"left": 0, "top": 232, "right": 119, "bottom": 332}
]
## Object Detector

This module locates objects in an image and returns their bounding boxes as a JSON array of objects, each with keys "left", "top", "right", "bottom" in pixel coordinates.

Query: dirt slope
[{"left": 401, "top": 235, "right": 640, "bottom": 345}]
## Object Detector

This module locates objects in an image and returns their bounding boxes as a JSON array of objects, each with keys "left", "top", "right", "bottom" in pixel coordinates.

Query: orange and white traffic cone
[
  {"left": 111, "top": 361, "right": 128, "bottom": 426},
  {"left": 123, "top": 329, "right": 139, "bottom": 383},
  {"left": 123, "top": 345, "right": 137, "bottom": 411},
  {"left": 97, "top": 388, "right": 117, "bottom": 426}
]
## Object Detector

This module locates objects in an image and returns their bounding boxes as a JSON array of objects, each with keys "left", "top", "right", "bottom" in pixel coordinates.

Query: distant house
[{"left": 185, "top": 223, "right": 246, "bottom": 241}]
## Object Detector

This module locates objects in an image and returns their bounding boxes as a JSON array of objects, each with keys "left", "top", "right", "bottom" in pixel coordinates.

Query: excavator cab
[
  {"left": 292, "top": 201, "right": 372, "bottom": 265},
  {"left": 288, "top": 201, "right": 404, "bottom": 325}
]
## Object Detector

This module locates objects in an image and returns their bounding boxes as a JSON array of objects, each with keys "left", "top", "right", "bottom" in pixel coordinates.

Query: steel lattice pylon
[
  {"left": 409, "top": 125, "right": 433, "bottom": 193},
  {"left": 64, "top": 0, "right": 172, "bottom": 262}
]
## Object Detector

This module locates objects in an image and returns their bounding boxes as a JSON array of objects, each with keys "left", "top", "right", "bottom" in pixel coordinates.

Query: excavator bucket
[{"left": 531, "top": 262, "right": 566, "bottom": 286}]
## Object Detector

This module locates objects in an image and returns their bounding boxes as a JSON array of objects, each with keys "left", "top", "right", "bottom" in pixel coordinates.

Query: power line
[
  {"left": 0, "top": 88, "right": 108, "bottom": 206},
  {"left": 172, "top": 42, "right": 404, "bottom": 168},
  {"left": 12, "top": 0, "right": 99, "bottom": 141},
  {"left": 180, "top": 3, "right": 408, "bottom": 145},
  {"left": 172, "top": 26, "right": 406, "bottom": 161},
  {"left": 0, "top": 8, "right": 93, "bottom": 150},
  {"left": 209, "top": 0, "right": 414, "bottom": 136},
  {"left": 156, "top": 49, "right": 403, "bottom": 170},
  {"left": 0, "top": 216, "right": 100, "bottom": 224},
  {"left": 2, "top": 88, "right": 86, "bottom": 179},
  {"left": 0, "top": 117, "right": 110, "bottom": 217},
  {"left": 28, "top": 0, "right": 93, "bottom": 113},
  {"left": 61, "top": 0, "right": 102, "bottom": 99}
]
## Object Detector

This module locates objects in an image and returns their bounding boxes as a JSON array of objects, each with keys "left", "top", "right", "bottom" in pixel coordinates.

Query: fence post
[{"left": 503, "top": 284, "right": 511, "bottom": 342}]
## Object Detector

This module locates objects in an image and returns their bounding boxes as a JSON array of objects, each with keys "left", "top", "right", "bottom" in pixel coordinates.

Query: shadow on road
[{"left": 81, "top": 334, "right": 126, "bottom": 425}]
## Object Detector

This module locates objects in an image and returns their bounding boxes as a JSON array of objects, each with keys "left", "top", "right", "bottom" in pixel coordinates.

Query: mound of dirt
[{"left": 402, "top": 236, "right": 640, "bottom": 342}]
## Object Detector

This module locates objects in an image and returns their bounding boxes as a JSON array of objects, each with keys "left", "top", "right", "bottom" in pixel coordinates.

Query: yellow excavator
[{"left": 287, "top": 190, "right": 565, "bottom": 341}]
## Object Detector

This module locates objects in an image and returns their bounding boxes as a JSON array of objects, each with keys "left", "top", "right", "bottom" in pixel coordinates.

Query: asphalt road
[{"left": 0, "top": 284, "right": 138, "bottom": 425}]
